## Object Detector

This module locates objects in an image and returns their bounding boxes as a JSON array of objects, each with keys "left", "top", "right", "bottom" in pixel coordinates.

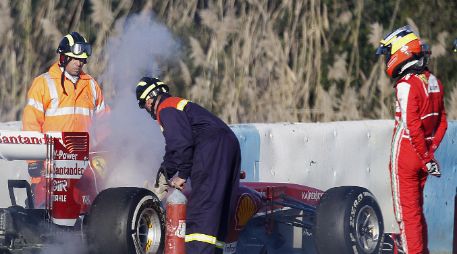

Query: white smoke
[
  {"left": 98, "top": 12, "right": 180, "bottom": 189},
  {"left": 42, "top": 11, "right": 180, "bottom": 254},
  {"left": 0, "top": 12, "right": 180, "bottom": 254}
]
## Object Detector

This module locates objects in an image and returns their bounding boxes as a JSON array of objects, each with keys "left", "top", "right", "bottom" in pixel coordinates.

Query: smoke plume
[
  {"left": 98, "top": 12, "right": 180, "bottom": 189},
  {"left": 37, "top": 12, "right": 180, "bottom": 254}
]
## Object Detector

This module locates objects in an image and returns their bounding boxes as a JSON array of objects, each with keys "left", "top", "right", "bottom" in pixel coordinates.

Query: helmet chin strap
[
  {"left": 150, "top": 95, "right": 161, "bottom": 120},
  {"left": 149, "top": 106, "right": 157, "bottom": 120},
  {"left": 59, "top": 55, "right": 70, "bottom": 95}
]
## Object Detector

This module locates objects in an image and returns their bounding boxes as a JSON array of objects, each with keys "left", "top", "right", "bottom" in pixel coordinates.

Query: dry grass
[{"left": 0, "top": 0, "right": 456, "bottom": 123}]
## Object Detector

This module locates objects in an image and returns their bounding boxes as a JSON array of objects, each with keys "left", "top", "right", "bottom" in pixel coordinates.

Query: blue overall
[{"left": 156, "top": 94, "right": 241, "bottom": 254}]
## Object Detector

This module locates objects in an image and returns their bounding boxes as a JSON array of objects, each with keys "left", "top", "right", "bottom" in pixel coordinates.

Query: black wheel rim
[
  {"left": 135, "top": 206, "right": 162, "bottom": 254},
  {"left": 355, "top": 205, "right": 380, "bottom": 253}
]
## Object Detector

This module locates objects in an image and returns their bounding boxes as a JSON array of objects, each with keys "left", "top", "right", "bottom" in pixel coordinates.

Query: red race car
[{"left": 0, "top": 130, "right": 386, "bottom": 254}]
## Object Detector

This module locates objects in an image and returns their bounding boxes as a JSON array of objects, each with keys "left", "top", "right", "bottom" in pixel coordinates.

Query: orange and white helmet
[{"left": 376, "top": 26, "right": 424, "bottom": 78}]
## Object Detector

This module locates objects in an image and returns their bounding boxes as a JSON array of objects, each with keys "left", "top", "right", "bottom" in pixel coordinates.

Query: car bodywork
[{"left": 0, "top": 129, "right": 386, "bottom": 253}]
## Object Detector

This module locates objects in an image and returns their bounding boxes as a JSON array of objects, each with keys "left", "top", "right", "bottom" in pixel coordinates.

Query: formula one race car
[{"left": 0, "top": 130, "right": 390, "bottom": 254}]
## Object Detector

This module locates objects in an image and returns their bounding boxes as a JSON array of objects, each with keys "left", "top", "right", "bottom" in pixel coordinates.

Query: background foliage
[{"left": 1, "top": 0, "right": 456, "bottom": 123}]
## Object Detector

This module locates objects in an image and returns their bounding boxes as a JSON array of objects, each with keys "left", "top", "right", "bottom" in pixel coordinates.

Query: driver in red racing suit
[{"left": 377, "top": 26, "right": 447, "bottom": 253}]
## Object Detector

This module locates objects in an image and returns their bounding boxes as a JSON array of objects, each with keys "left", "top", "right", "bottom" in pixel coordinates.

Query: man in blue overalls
[{"left": 136, "top": 77, "right": 241, "bottom": 254}]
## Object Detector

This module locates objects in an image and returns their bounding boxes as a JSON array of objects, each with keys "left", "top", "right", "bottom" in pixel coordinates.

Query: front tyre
[
  {"left": 86, "top": 187, "right": 165, "bottom": 254},
  {"left": 314, "top": 186, "right": 384, "bottom": 254}
]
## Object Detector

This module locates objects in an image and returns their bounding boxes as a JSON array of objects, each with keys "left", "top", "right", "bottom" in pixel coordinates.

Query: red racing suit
[{"left": 390, "top": 70, "right": 447, "bottom": 254}]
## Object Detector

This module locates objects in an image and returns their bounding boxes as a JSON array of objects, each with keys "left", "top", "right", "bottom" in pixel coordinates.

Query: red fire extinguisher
[{"left": 165, "top": 189, "right": 187, "bottom": 254}]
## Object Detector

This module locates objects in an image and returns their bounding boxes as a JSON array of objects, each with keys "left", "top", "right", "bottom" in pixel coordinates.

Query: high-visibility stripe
[
  {"left": 156, "top": 97, "right": 190, "bottom": 124},
  {"left": 41, "top": 73, "right": 100, "bottom": 117},
  {"left": 140, "top": 85, "right": 157, "bottom": 100},
  {"left": 75, "top": 107, "right": 91, "bottom": 116},
  {"left": 27, "top": 98, "right": 44, "bottom": 112},
  {"left": 90, "top": 79, "right": 97, "bottom": 107},
  {"left": 45, "top": 107, "right": 91, "bottom": 117},
  {"left": 43, "top": 73, "right": 59, "bottom": 112},
  {"left": 65, "top": 34, "right": 74, "bottom": 46},
  {"left": 185, "top": 233, "right": 224, "bottom": 249},
  {"left": 95, "top": 100, "right": 106, "bottom": 114},
  {"left": 177, "top": 99, "right": 189, "bottom": 111}
]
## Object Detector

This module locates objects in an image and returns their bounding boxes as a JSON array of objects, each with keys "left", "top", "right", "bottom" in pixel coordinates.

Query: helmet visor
[
  {"left": 71, "top": 43, "right": 92, "bottom": 56},
  {"left": 376, "top": 45, "right": 391, "bottom": 64},
  {"left": 421, "top": 43, "right": 431, "bottom": 56}
]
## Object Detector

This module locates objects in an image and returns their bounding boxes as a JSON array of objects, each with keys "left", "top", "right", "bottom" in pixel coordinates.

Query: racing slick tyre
[
  {"left": 86, "top": 187, "right": 165, "bottom": 254},
  {"left": 314, "top": 186, "right": 384, "bottom": 254}
]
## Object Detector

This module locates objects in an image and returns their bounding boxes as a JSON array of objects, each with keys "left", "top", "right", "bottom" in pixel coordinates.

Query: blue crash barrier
[
  {"left": 231, "top": 120, "right": 457, "bottom": 253},
  {"left": 424, "top": 121, "right": 457, "bottom": 252},
  {"left": 230, "top": 124, "right": 260, "bottom": 182}
]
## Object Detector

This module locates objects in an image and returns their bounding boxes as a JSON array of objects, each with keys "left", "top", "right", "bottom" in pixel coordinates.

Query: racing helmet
[
  {"left": 376, "top": 26, "right": 424, "bottom": 78},
  {"left": 56, "top": 32, "right": 92, "bottom": 59},
  {"left": 136, "top": 77, "right": 170, "bottom": 109}
]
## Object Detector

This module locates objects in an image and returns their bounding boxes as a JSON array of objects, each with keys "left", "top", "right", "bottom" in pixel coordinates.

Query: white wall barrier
[{"left": 1, "top": 120, "right": 456, "bottom": 252}]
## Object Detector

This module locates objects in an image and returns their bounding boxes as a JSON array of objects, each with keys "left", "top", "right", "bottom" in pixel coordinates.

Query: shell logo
[
  {"left": 91, "top": 155, "right": 106, "bottom": 178},
  {"left": 235, "top": 194, "right": 257, "bottom": 230}
]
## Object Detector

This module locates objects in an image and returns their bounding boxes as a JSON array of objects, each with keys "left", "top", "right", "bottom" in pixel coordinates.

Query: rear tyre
[
  {"left": 314, "top": 186, "right": 384, "bottom": 254},
  {"left": 86, "top": 187, "right": 165, "bottom": 254}
]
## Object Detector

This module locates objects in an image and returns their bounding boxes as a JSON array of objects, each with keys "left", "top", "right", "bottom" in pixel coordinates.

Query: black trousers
[{"left": 185, "top": 131, "right": 241, "bottom": 254}]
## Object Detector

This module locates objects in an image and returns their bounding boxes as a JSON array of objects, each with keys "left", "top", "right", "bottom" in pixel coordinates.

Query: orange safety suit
[{"left": 22, "top": 61, "right": 109, "bottom": 185}]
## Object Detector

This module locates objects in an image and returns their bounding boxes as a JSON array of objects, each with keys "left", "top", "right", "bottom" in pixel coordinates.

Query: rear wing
[{"left": 0, "top": 130, "right": 90, "bottom": 226}]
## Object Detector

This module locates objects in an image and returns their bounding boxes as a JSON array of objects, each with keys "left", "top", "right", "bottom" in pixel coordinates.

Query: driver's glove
[
  {"left": 151, "top": 167, "right": 169, "bottom": 200},
  {"left": 425, "top": 159, "right": 441, "bottom": 177}
]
